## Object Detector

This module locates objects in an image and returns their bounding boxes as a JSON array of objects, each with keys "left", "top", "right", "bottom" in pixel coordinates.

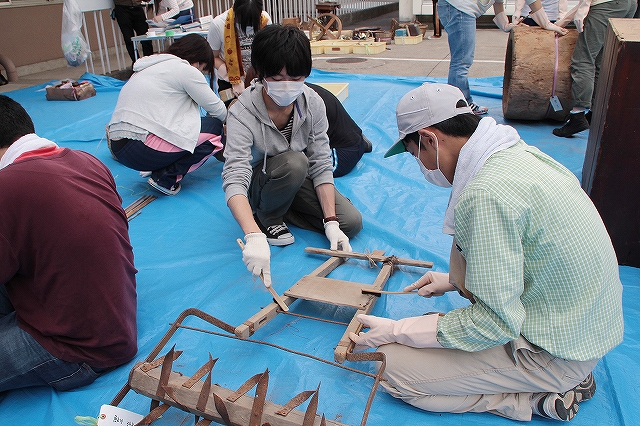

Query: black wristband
[{"left": 323, "top": 215, "right": 339, "bottom": 224}]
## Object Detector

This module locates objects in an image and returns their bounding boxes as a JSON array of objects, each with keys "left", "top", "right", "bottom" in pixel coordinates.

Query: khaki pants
[{"left": 378, "top": 336, "right": 598, "bottom": 421}]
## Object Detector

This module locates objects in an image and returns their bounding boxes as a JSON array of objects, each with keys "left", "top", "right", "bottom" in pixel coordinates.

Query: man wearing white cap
[{"left": 349, "top": 83, "right": 623, "bottom": 421}]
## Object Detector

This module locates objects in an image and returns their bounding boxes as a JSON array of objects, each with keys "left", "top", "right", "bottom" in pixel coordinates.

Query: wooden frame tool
[{"left": 234, "top": 247, "right": 433, "bottom": 363}]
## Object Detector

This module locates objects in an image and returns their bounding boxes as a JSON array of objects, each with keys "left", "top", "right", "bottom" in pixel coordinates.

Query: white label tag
[
  {"left": 97, "top": 405, "right": 144, "bottom": 426},
  {"left": 550, "top": 95, "right": 563, "bottom": 112}
]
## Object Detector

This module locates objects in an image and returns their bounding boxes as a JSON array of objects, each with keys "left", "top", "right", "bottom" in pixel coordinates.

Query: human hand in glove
[
  {"left": 511, "top": 0, "right": 526, "bottom": 24},
  {"left": 530, "top": 8, "right": 569, "bottom": 35},
  {"left": 555, "top": 0, "right": 591, "bottom": 32},
  {"left": 241, "top": 233, "right": 272, "bottom": 287},
  {"left": 493, "top": 11, "right": 518, "bottom": 32},
  {"left": 349, "top": 314, "right": 443, "bottom": 351},
  {"left": 324, "top": 220, "right": 352, "bottom": 252},
  {"left": 403, "top": 271, "right": 456, "bottom": 297}
]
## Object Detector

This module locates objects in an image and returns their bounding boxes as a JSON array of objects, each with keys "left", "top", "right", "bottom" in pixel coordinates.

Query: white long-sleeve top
[
  {"left": 158, "top": 0, "right": 193, "bottom": 21},
  {"left": 108, "top": 54, "right": 226, "bottom": 153}
]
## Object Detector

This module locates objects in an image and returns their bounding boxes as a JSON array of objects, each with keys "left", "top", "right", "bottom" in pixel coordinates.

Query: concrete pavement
[{"left": 0, "top": 10, "right": 510, "bottom": 93}]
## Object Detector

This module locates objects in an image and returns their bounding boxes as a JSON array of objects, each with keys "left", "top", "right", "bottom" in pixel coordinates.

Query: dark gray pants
[
  {"left": 249, "top": 151, "right": 362, "bottom": 237},
  {"left": 570, "top": 0, "right": 637, "bottom": 109}
]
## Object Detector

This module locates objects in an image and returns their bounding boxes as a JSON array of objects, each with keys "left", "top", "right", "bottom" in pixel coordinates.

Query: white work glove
[
  {"left": 512, "top": 0, "right": 526, "bottom": 23},
  {"left": 403, "top": 271, "right": 456, "bottom": 297},
  {"left": 557, "top": 0, "right": 569, "bottom": 21},
  {"left": 555, "top": 0, "right": 591, "bottom": 32},
  {"left": 241, "top": 233, "right": 272, "bottom": 287},
  {"left": 349, "top": 314, "right": 443, "bottom": 351},
  {"left": 530, "top": 8, "right": 569, "bottom": 35},
  {"left": 493, "top": 11, "right": 518, "bottom": 32},
  {"left": 324, "top": 220, "right": 352, "bottom": 252}
]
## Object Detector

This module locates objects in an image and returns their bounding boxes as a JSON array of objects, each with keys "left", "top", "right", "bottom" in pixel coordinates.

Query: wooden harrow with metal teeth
[{"left": 128, "top": 345, "right": 338, "bottom": 426}]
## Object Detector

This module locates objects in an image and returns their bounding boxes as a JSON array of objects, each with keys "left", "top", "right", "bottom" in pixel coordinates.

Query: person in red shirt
[{"left": 0, "top": 95, "right": 138, "bottom": 395}]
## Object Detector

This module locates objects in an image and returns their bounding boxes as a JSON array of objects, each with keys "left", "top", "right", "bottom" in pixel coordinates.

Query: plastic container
[
  {"left": 394, "top": 35, "right": 423, "bottom": 45},
  {"left": 353, "top": 41, "right": 386, "bottom": 55}
]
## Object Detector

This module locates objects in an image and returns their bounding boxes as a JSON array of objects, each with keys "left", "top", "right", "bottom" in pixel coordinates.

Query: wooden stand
[{"left": 582, "top": 19, "right": 640, "bottom": 267}]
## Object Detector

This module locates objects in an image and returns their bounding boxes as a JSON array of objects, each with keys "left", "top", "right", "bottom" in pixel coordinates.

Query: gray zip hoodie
[{"left": 222, "top": 80, "right": 333, "bottom": 202}]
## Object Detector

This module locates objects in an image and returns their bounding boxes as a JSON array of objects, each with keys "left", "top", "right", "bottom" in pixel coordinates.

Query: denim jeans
[
  {"left": 0, "top": 288, "right": 101, "bottom": 393},
  {"left": 437, "top": 0, "right": 477, "bottom": 103}
]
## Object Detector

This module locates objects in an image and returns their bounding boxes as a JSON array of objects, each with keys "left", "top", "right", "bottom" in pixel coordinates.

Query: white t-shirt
[
  {"left": 517, "top": 0, "right": 561, "bottom": 21},
  {"left": 445, "top": 0, "right": 537, "bottom": 18},
  {"left": 207, "top": 9, "right": 272, "bottom": 76}
]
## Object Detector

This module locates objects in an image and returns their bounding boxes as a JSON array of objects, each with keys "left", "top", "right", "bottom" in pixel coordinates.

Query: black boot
[
  {"left": 553, "top": 112, "right": 589, "bottom": 138},
  {"left": 362, "top": 135, "right": 373, "bottom": 153}
]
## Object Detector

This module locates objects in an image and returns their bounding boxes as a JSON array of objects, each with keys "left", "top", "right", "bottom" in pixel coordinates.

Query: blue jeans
[
  {"left": 437, "top": 0, "right": 477, "bottom": 103},
  {"left": 0, "top": 288, "right": 101, "bottom": 393}
]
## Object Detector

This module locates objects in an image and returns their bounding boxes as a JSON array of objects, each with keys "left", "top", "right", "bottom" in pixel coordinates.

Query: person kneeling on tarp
[
  {"left": 0, "top": 95, "right": 137, "bottom": 396},
  {"left": 107, "top": 34, "right": 227, "bottom": 196},
  {"left": 350, "top": 83, "right": 622, "bottom": 422}
]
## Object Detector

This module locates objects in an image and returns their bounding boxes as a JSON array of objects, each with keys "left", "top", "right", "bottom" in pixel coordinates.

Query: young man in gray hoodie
[{"left": 223, "top": 25, "right": 362, "bottom": 286}]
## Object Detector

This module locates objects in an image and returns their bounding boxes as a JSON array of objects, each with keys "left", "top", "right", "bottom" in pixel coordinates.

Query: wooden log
[{"left": 502, "top": 26, "right": 578, "bottom": 121}]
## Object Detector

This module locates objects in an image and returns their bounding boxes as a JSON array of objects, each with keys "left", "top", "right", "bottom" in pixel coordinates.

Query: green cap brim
[{"left": 384, "top": 139, "right": 407, "bottom": 158}]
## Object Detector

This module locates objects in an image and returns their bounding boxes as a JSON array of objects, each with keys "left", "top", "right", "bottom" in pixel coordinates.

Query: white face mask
[
  {"left": 414, "top": 135, "right": 452, "bottom": 188},
  {"left": 264, "top": 80, "right": 305, "bottom": 107}
]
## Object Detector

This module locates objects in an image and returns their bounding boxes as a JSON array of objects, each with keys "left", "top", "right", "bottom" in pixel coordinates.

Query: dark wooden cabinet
[{"left": 582, "top": 19, "right": 640, "bottom": 266}]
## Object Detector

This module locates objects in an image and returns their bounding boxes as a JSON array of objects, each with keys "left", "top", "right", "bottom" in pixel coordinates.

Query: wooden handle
[
  {"left": 361, "top": 289, "right": 417, "bottom": 295},
  {"left": 236, "top": 238, "right": 289, "bottom": 312}
]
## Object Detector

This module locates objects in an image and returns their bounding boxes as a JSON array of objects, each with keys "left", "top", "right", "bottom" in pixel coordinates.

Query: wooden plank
[
  {"left": 334, "top": 260, "right": 393, "bottom": 363},
  {"left": 304, "top": 247, "right": 434, "bottom": 268},
  {"left": 234, "top": 296, "right": 297, "bottom": 339},
  {"left": 284, "top": 276, "right": 373, "bottom": 308},
  {"left": 307, "top": 255, "right": 345, "bottom": 278},
  {"left": 129, "top": 367, "right": 344, "bottom": 426}
]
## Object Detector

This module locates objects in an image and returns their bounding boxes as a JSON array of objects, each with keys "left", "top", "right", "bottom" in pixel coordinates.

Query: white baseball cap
[{"left": 384, "top": 83, "right": 472, "bottom": 157}]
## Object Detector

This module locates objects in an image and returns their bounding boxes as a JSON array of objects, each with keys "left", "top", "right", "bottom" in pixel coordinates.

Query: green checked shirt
[{"left": 436, "top": 141, "right": 624, "bottom": 361}]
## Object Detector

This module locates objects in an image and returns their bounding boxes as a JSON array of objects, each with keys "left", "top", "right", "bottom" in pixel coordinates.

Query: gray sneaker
[
  {"left": 573, "top": 373, "right": 596, "bottom": 402},
  {"left": 254, "top": 214, "right": 294, "bottom": 246},
  {"left": 533, "top": 391, "right": 579, "bottom": 421}
]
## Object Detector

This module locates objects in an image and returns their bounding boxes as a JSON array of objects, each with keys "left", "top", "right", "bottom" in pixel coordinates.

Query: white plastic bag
[{"left": 61, "top": 0, "right": 90, "bottom": 66}]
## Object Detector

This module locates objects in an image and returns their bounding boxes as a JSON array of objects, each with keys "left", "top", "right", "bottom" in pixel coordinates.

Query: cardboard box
[
  {"left": 394, "top": 35, "right": 424, "bottom": 45},
  {"left": 45, "top": 80, "right": 96, "bottom": 101},
  {"left": 314, "top": 82, "right": 348, "bottom": 103}
]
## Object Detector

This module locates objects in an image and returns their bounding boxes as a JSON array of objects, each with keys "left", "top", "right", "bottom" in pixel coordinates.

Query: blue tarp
[{"left": 2, "top": 71, "right": 638, "bottom": 426}]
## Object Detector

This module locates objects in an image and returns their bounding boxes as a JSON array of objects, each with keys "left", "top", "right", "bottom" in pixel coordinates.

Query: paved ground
[
  {"left": 314, "top": 11, "right": 509, "bottom": 79},
  {"left": 0, "top": 10, "right": 509, "bottom": 93}
]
